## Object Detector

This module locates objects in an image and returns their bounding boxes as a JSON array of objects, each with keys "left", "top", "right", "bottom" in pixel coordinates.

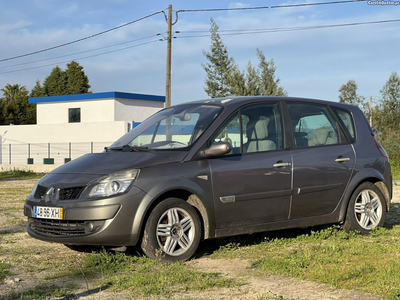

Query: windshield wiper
[{"left": 105, "top": 145, "right": 151, "bottom": 152}]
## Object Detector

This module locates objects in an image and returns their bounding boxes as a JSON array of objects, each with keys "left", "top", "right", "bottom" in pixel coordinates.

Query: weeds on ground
[
  {"left": 0, "top": 262, "right": 11, "bottom": 284},
  {"left": 80, "top": 249, "right": 241, "bottom": 298},
  {"left": 387, "top": 289, "right": 400, "bottom": 300},
  {"left": 0, "top": 170, "right": 43, "bottom": 179},
  {"left": 0, "top": 284, "right": 77, "bottom": 300},
  {"left": 210, "top": 225, "right": 400, "bottom": 299}
]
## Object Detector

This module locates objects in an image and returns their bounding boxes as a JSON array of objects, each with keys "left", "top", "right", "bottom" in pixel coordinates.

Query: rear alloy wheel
[
  {"left": 343, "top": 182, "right": 386, "bottom": 234},
  {"left": 141, "top": 198, "right": 201, "bottom": 262}
]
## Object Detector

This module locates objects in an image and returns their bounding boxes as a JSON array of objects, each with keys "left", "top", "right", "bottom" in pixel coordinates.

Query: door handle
[
  {"left": 273, "top": 162, "right": 291, "bottom": 168},
  {"left": 335, "top": 157, "right": 350, "bottom": 163}
]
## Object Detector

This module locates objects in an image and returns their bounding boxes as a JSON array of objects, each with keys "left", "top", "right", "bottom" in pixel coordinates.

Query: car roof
[{"left": 181, "top": 96, "right": 358, "bottom": 111}]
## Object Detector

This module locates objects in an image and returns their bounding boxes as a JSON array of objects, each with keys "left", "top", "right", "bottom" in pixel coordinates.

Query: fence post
[
  {"left": 64, "top": 142, "right": 72, "bottom": 163},
  {"left": 27, "top": 143, "right": 34, "bottom": 164},
  {"left": 91, "top": 142, "right": 93, "bottom": 153},
  {"left": 9, "top": 144, "right": 11, "bottom": 164},
  {"left": 44, "top": 143, "right": 54, "bottom": 164}
]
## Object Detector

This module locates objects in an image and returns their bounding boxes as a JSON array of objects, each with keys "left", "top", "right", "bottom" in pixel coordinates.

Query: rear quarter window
[{"left": 331, "top": 107, "right": 356, "bottom": 142}]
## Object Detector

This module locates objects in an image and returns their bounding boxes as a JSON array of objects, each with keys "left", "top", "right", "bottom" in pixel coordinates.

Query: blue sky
[{"left": 0, "top": 0, "right": 399, "bottom": 105}]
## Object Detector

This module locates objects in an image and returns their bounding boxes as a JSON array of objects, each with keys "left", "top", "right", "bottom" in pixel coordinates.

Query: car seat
[{"left": 245, "top": 119, "right": 276, "bottom": 152}]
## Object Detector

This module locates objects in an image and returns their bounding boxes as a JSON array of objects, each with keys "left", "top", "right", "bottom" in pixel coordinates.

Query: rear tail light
[{"left": 373, "top": 137, "right": 389, "bottom": 163}]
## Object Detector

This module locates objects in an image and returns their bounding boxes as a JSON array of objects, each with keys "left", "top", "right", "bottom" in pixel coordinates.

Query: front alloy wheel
[
  {"left": 156, "top": 207, "right": 195, "bottom": 256},
  {"left": 343, "top": 182, "right": 387, "bottom": 234},
  {"left": 141, "top": 198, "right": 201, "bottom": 262}
]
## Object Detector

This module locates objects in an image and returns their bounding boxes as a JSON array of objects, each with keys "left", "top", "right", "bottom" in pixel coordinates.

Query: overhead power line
[
  {"left": 0, "top": 1, "right": 366, "bottom": 64},
  {"left": 177, "top": 0, "right": 365, "bottom": 13},
  {"left": 0, "top": 11, "right": 163, "bottom": 63},
  {"left": 176, "top": 18, "right": 400, "bottom": 39},
  {"left": 0, "top": 39, "right": 160, "bottom": 75},
  {"left": 0, "top": 34, "right": 159, "bottom": 69}
]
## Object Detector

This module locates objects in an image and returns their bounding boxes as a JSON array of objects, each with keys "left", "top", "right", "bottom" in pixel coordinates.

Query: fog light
[{"left": 85, "top": 221, "right": 95, "bottom": 232}]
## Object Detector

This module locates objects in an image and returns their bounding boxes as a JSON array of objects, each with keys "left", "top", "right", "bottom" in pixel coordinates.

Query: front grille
[
  {"left": 59, "top": 187, "right": 85, "bottom": 200},
  {"left": 34, "top": 185, "right": 47, "bottom": 199},
  {"left": 29, "top": 218, "right": 87, "bottom": 236}
]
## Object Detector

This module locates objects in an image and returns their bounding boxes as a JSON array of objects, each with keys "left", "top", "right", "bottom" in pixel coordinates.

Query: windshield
[{"left": 109, "top": 104, "right": 223, "bottom": 150}]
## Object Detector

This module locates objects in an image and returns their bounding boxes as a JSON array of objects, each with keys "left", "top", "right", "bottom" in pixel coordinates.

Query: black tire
[
  {"left": 141, "top": 198, "right": 201, "bottom": 262},
  {"left": 343, "top": 182, "right": 386, "bottom": 235}
]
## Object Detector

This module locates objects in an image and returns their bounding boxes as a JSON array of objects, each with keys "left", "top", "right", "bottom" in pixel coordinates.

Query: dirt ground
[{"left": 1, "top": 179, "right": 399, "bottom": 300}]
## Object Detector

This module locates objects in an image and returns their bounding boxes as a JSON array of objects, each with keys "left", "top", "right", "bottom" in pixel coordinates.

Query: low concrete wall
[{"left": 0, "top": 164, "right": 61, "bottom": 173}]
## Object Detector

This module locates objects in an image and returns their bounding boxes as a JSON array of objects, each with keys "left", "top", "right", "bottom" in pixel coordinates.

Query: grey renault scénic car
[{"left": 24, "top": 96, "right": 392, "bottom": 262}]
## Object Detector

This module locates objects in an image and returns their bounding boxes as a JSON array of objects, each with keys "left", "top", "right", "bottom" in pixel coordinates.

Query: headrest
[
  {"left": 313, "top": 128, "right": 333, "bottom": 145},
  {"left": 248, "top": 118, "right": 270, "bottom": 140}
]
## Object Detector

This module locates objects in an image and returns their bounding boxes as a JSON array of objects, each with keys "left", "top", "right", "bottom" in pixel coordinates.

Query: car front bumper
[{"left": 24, "top": 185, "right": 148, "bottom": 246}]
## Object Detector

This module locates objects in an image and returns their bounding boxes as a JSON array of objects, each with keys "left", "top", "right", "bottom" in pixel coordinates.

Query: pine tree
[
  {"left": 43, "top": 66, "right": 67, "bottom": 96},
  {"left": 30, "top": 80, "right": 44, "bottom": 97},
  {"left": 257, "top": 49, "right": 286, "bottom": 96},
  {"left": 65, "top": 61, "right": 91, "bottom": 94},
  {"left": 244, "top": 61, "right": 260, "bottom": 96},
  {"left": 228, "top": 62, "right": 246, "bottom": 96},
  {"left": 202, "top": 18, "right": 234, "bottom": 98},
  {"left": 202, "top": 20, "right": 286, "bottom": 98}
]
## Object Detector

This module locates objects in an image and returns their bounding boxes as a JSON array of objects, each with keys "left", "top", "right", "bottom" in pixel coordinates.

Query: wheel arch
[
  {"left": 338, "top": 169, "right": 391, "bottom": 222},
  {"left": 131, "top": 180, "right": 214, "bottom": 246},
  {"left": 143, "top": 189, "right": 211, "bottom": 240}
]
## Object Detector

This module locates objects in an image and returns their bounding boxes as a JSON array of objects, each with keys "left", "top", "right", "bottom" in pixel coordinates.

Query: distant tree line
[
  {"left": 338, "top": 72, "right": 400, "bottom": 176},
  {"left": 0, "top": 61, "right": 90, "bottom": 125}
]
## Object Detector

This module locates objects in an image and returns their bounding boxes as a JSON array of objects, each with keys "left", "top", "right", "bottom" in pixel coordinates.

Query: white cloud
[
  {"left": 55, "top": 3, "right": 80, "bottom": 17},
  {"left": 0, "top": 21, "right": 33, "bottom": 33},
  {"left": 0, "top": 0, "right": 399, "bottom": 105}
]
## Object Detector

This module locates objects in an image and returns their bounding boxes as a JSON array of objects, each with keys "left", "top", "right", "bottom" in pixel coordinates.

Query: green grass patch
[
  {"left": 81, "top": 250, "right": 240, "bottom": 298},
  {"left": 256, "top": 295, "right": 288, "bottom": 300},
  {"left": 391, "top": 164, "right": 400, "bottom": 181},
  {"left": 387, "top": 289, "right": 400, "bottom": 300},
  {"left": 0, "top": 170, "right": 43, "bottom": 179},
  {"left": 210, "top": 225, "right": 400, "bottom": 298},
  {"left": 0, "top": 261, "right": 11, "bottom": 284},
  {"left": 0, "top": 284, "right": 76, "bottom": 300}
]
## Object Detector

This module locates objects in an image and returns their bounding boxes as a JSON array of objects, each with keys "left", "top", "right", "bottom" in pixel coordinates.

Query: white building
[{"left": 0, "top": 92, "right": 165, "bottom": 166}]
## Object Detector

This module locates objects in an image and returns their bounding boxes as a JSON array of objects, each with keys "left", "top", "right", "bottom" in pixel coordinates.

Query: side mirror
[{"left": 203, "top": 142, "right": 232, "bottom": 158}]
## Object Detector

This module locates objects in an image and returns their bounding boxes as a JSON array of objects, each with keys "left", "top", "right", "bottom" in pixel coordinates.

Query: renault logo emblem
[{"left": 45, "top": 187, "right": 55, "bottom": 202}]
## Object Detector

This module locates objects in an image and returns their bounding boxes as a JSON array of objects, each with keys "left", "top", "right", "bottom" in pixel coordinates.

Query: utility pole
[
  {"left": 370, "top": 93, "right": 373, "bottom": 127},
  {"left": 165, "top": 4, "right": 173, "bottom": 108},
  {"left": 165, "top": 5, "right": 173, "bottom": 141}
]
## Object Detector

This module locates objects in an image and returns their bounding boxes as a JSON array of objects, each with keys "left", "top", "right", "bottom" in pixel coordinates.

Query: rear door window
[{"left": 287, "top": 103, "right": 343, "bottom": 148}]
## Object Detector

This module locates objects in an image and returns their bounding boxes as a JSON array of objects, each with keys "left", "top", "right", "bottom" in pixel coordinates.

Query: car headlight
[{"left": 81, "top": 169, "right": 139, "bottom": 198}]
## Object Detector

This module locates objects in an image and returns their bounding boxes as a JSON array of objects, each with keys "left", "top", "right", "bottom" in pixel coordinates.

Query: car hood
[{"left": 50, "top": 151, "right": 188, "bottom": 176}]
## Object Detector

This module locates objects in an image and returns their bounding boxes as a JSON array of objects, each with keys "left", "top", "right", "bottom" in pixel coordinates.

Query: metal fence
[{"left": 0, "top": 142, "right": 113, "bottom": 165}]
